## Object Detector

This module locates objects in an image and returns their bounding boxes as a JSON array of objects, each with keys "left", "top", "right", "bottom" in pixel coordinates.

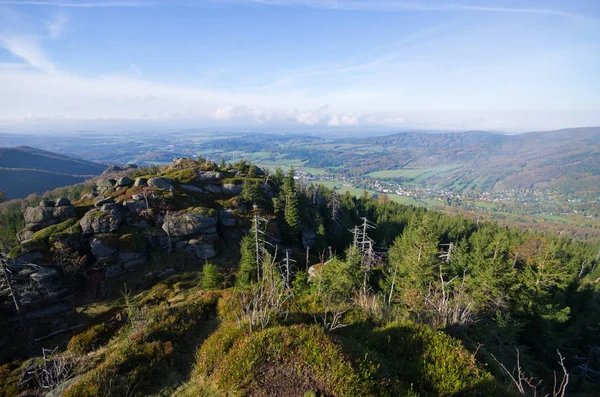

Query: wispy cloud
[
  {"left": 47, "top": 12, "right": 67, "bottom": 38},
  {"left": 0, "top": 0, "right": 585, "bottom": 20},
  {"left": 0, "top": 34, "right": 54, "bottom": 72},
  {"left": 0, "top": 7, "right": 62, "bottom": 72},
  {"left": 0, "top": 1, "right": 148, "bottom": 6},
  {"left": 228, "top": 0, "right": 587, "bottom": 20}
]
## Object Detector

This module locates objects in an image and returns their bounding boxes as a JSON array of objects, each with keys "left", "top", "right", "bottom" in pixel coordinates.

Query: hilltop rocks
[
  {"left": 219, "top": 209, "right": 237, "bottom": 227},
  {"left": 162, "top": 211, "right": 217, "bottom": 237},
  {"left": 102, "top": 164, "right": 137, "bottom": 175},
  {"left": 88, "top": 233, "right": 147, "bottom": 277},
  {"left": 186, "top": 240, "right": 216, "bottom": 259},
  {"left": 134, "top": 178, "right": 147, "bottom": 187},
  {"left": 23, "top": 205, "right": 76, "bottom": 227},
  {"left": 0, "top": 262, "right": 73, "bottom": 320},
  {"left": 90, "top": 237, "right": 117, "bottom": 258},
  {"left": 55, "top": 197, "right": 71, "bottom": 207},
  {"left": 40, "top": 199, "right": 55, "bottom": 207},
  {"left": 18, "top": 198, "right": 77, "bottom": 243},
  {"left": 96, "top": 178, "right": 116, "bottom": 194},
  {"left": 197, "top": 171, "right": 224, "bottom": 181},
  {"left": 94, "top": 196, "right": 114, "bottom": 207},
  {"left": 147, "top": 177, "right": 174, "bottom": 190},
  {"left": 80, "top": 203, "right": 123, "bottom": 234},
  {"left": 116, "top": 176, "right": 134, "bottom": 187},
  {"left": 204, "top": 184, "right": 223, "bottom": 194},
  {"left": 222, "top": 183, "right": 243, "bottom": 195}
]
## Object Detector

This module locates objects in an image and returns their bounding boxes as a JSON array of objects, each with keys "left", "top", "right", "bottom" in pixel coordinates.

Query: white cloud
[
  {"left": 0, "top": 1, "right": 148, "bottom": 7},
  {"left": 0, "top": 34, "right": 54, "bottom": 72},
  {"left": 47, "top": 13, "right": 67, "bottom": 39},
  {"left": 226, "top": 1, "right": 587, "bottom": 20}
]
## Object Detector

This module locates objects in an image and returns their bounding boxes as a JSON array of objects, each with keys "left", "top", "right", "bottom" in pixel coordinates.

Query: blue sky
[{"left": 0, "top": 0, "right": 599, "bottom": 133}]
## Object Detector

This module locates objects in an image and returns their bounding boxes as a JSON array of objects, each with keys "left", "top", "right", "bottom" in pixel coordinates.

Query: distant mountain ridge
[{"left": 0, "top": 146, "right": 106, "bottom": 200}]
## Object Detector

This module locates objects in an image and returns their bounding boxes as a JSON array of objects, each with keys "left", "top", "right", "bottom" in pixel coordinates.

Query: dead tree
[
  {"left": 328, "top": 192, "right": 341, "bottom": 228},
  {"left": 0, "top": 253, "right": 27, "bottom": 331},
  {"left": 20, "top": 347, "right": 74, "bottom": 392},
  {"left": 491, "top": 348, "right": 569, "bottom": 397},
  {"left": 251, "top": 213, "right": 272, "bottom": 282},
  {"left": 350, "top": 217, "right": 378, "bottom": 294}
]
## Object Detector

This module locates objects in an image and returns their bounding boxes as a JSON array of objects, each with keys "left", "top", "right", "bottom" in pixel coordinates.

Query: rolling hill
[{"left": 0, "top": 146, "right": 107, "bottom": 200}]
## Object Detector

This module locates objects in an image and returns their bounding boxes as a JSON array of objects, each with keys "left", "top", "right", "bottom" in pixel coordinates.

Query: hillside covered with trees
[{"left": 0, "top": 157, "right": 599, "bottom": 396}]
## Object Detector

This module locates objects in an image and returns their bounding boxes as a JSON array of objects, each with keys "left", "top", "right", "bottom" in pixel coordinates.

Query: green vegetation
[{"left": 1, "top": 156, "right": 598, "bottom": 397}]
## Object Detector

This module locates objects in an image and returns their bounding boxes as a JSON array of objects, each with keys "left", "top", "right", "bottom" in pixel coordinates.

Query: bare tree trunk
[{"left": 1, "top": 256, "right": 27, "bottom": 331}]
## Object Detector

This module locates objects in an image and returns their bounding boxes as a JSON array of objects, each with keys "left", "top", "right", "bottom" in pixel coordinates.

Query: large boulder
[
  {"left": 94, "top": 196, "right": 115, "bottom": 207},
  {"left": 0, "top": 262, "right": 73, "bottom": 320},
  {"left": 55, "top": 197, "right": 71, "bottom": 207},
  {"left": 147, "top": 177, "right": 173, "bottom": 190},
  {"left": 204, "top": 184, "right": 222, "bottom": 194},
  {"left": 187, "top": 240, "right": 216, "bottom": 259},
  {"left": 219, "top": 209, "right": 237, "bottom": 227},
  {"left": 97, "top": 178, "right": 116, "bottom": 188},
  {"left": 40, "top": 199, "right": 55, "bottom": 207},
  {"left": 22, "top": 204, "right": 76, "bottom": 233},
  {"left": 222, "top": 183, "right": 243, "bottom": 195},
  {"left": 134, "top": 178, "right": 148, "bottom": 187},
  {"left": 90, "top": 236, "right": 117, "bottom": 258},
  {"left": 197, "top": 171, "right": 224, "bottom": 181},
  {"left": 116, "top": 176, "right": 134, "bottom": 187},
  {"left": 80, "top": 204, "right": 123, "bottom": 234},
  {"left": 162, "top": 212, "right": 217, "bottom": 237}
]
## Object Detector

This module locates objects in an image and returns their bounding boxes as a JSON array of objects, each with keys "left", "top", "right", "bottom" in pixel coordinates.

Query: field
[{"left": 367, "top": 165, "right": 462, "bottom": 181}]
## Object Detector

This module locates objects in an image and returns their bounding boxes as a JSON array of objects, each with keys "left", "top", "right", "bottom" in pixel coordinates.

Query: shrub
[
  {"left": 68, "top": 323, "right": 118, "bottom": 355},
  {"left": 366, "top": 321, "right": 501, "bottom": 396},
  {"left": 194, "top": 324, "right": 376, "bottom": 396}
]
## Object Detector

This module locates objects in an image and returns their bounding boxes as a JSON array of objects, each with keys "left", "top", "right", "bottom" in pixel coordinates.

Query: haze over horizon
[{"left": 1, "top": 0, "right": 599, "bottom": 134}]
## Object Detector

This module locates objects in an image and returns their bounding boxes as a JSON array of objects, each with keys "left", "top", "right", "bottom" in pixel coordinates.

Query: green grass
[
  {"left": 386, "top": 195, "right": 422, "bottom": 206},
  {"left": 300, "top": 167, "right": 327, "bottom": 176},
  {"left": 368, "top": 165, "right": 463, "bottom": 182}
]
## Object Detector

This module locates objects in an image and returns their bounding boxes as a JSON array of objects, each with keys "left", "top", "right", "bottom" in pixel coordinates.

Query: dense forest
[{"left": 0, "top": 158, "right": 599, "bottom": 396}]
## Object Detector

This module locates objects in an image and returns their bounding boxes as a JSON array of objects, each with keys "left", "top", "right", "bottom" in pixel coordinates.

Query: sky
[{"left": 0, "top": 0, "right": 599, "bottom": 133}]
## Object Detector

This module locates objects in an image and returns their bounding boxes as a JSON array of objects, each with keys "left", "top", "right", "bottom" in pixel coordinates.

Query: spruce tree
[
  {"left": 202, "top": 263, "right": 223, "bottom": 290},
  {"left": 236, "top": 233, "right": 257, "bottom": 287}
]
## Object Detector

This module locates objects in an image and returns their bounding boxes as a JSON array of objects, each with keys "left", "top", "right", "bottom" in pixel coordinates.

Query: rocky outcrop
[
  {"left": 222, "top": 183, "right": 243, "bottom": 195},
  {"left": 203, "top": 184, "right": 222, "bottom": 194},
  {"left": 80, "top": 204, "right": 123, "bottom": 235},
  {"left": 162, "top": 211, "right": 217, "bottom": 237},
  {"left": 147, "top": 177, "right": 173, "bottom": 190},
  {"left": 94, "top": 196, "right": 114, "bottom": 207},
  {"left": 197, "top": 171, "right": 224, "bottom": 181},
  {"left": 102, "top": 164, "right": 137, "bottom": 175},
  {"left": 186, "top": 239, "right": 216, "bottom": 260},
  {"left": 18, "top": 199, "right": 77, "bottom": 243},
  {"left": 219, "top": 209, "right": 237, "bottom": 227},
  {"left": 88, "top": 234, "right": 147, "bottom": 278},
  {"left": 0, "top": 262, "right": 73, "bottom": 320}
]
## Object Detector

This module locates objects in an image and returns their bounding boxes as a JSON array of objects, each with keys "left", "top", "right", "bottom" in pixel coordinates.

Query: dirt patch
[{"left": 247, "top": 359, "right": 329, "bottom": 397}]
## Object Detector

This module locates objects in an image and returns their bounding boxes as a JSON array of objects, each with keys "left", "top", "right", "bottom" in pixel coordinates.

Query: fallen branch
[{"left": 34, "top": 324, "right": 84, "bottom": 343}]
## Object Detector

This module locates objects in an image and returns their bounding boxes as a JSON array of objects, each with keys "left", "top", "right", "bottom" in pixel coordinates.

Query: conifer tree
[
  {"left": 202, "top": 263, "right": 223, "bottom": 290},
  {"left": 237, "top": 233, "right": 257, "bottom": 287}
]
